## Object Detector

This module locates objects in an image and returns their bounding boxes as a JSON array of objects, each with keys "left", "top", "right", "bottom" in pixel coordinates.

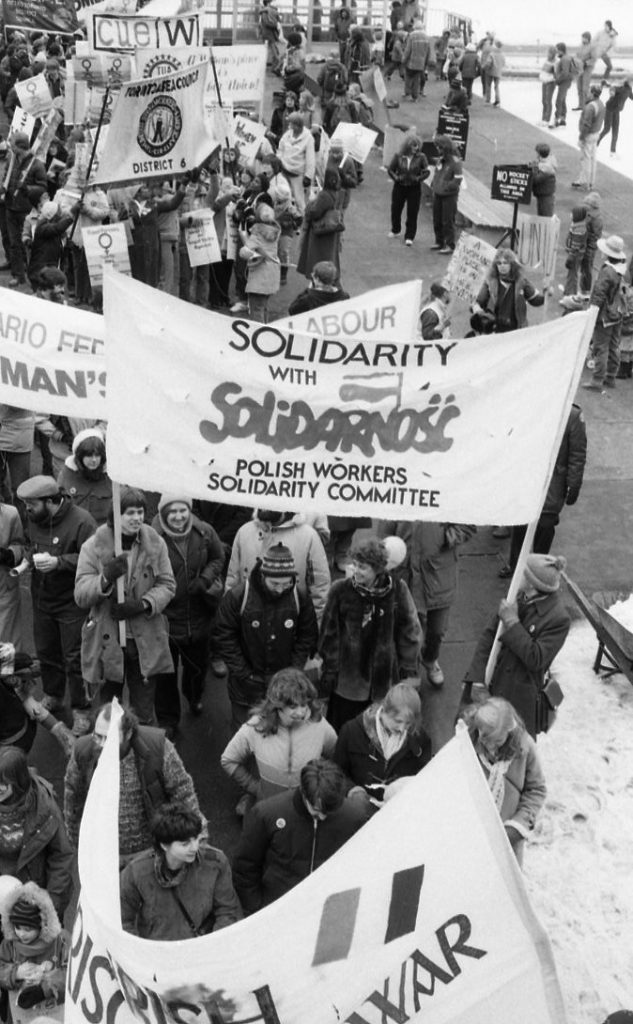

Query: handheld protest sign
[{"left": 437, "top": 108, "right": 469, "bottom": 158}]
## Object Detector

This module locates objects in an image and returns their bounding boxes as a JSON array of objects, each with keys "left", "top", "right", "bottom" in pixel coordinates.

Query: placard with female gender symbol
[{"left": 82, "top": 223, "right": 131, "bottom": 287}]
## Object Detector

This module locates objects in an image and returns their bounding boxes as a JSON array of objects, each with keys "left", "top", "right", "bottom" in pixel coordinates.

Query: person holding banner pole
[
  {"left": 1, "top": 132, "right": 47, "bottom": 288},
  {"left": 463, "top": 550, "right": 570, "bottom": 739},
  {"left": 74, "top": 487, "right": 176, "bottom": 725}
]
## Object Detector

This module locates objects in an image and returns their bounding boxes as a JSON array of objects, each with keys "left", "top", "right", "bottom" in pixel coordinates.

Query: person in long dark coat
[
  {"left": 463, "top": 554, "right": 571, "bottom": 738},
  {"left": 296, "top": 170, "right": 344, "bottom": 280}
]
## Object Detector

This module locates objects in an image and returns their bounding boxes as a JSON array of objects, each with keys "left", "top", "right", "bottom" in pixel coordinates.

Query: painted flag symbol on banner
[{"left": 312, "top": 866, "right": 425, "bottom": 966}]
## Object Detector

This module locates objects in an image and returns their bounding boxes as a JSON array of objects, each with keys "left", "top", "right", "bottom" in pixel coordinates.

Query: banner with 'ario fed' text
[
  {"left": 0, "top": 287, "right": 106, "bottom": 418},
  {"left": 103, "top": 271, "right": 595, "bottom": 525},
  {"left": 65, "top": 700, "right": 566, "bottom": 1024}
]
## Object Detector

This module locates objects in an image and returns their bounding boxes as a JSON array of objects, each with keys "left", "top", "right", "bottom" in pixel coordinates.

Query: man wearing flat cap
[{"left": 16, "top": 476, "right": 96, "bottom": 736}]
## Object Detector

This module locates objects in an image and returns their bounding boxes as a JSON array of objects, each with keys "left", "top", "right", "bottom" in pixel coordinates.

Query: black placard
[
  {"left": 490, "top": 164, "right": 533, "bottom": 205},
  {"left": 436, "top": 109, "right": 469, "bottom": 159}
]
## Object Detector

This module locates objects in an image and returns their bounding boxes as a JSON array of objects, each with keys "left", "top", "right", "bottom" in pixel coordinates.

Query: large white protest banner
[
  {"left": 93, "top": 62, "right": 219, "bottom": 185},
  {"left": 274, "top": 280, "right": 423, "bottom": 343},
  {"left": 0, "top": 288, "right": 106, "bottom": 417},
  {"left": 517, "top": 214, "right": 561, "bottom": 282},
  {"left": 65, "top": 705, "right": 566, "bottom": 1024},
  {"left": 88, "top": 11, "right": 201, "bottom": 52},
  {"left": 103, "top": 271, "right": 595, "bottom": 524},
  {"left": 205, "top": 44, "right": 267, "bottom": 105},
  {"left": 444, "top": 233, "right": 497, "bottom": 306}
]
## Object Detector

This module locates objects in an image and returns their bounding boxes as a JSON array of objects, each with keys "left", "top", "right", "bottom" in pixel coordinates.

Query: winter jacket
[
  {"left": 0, "top": 502, "right": 24, "bottom": 647},
  {"left": 242, "top": 220, "right": 282, "bottom": 295},
  {"left": 277, "top": 127, "right": 316, "bottom": 180},
  {"left": 0, "top": 406, "right": 34, "bottom": 454},
  {"left": 382, "top": 521, "right": 475, "bottom": 613},
  {"left": 318, "top": 575, "right": 422, "bottom": 702},
  {"left": 334, "top": 704, "right": 431, "bottom": 802},
  {"left": 486, "top": 46, "right": 505, "bottom": 77},
  {"left": 4, "top": 153, "right": 47, "bottom": 213},
  {"left": 531, "top": 158, "right": 557, "bottom": 198},
  {"left": 71, "top": 187, "right": 110, "bottom": 250},
  {"left": 151, "top": 513, "right": 224, "bottom": 641},
  {"left": 56, "top": 465, "right": 112, "bottom": 526},
  {"left": 25, "top": 498, "right": 96, "bottom": 615},
  {"left": 542, "top": 405, "right": 587, "bottom": 515},
  {"left": 458, "top": 50, "right": 480, "bottom": 79},
  {"left": 402, "top": 30, "right": 430, "bottom": 71},
  {"left": 288, "top": 285, "right": 350, "bottom": 315},
  {"left": 0, "top": 772, "right": 73, "bottom": 916},
  {"left": 590, "top": 260, "right": 627, "bottom": 327},
  {"left": 120, "top": 845, "right": 241, "bottom": 940},
  {"left": 476, "top": 273, "right": 544, "bottom": 330},
  {"left": 63, "top": 725, "right": 200, "bottom": 851},
  {"left": 226, "top": 514, "right": 330, "bottom": 622},
  {"left": 554, "top": 53, "right": 575, "bottom": 84},
  {"left": 221, "top": 713, "right": 337, "bottom": 800},
  {"left": 28, "top": 212, "right": 74, "bottom": 281},
  {"left": 471, "top": 733, "right": 546, "bottom": 837},
  {"left": 388, "top": 152, "right": 429, "bottom": 188},
  {"left": 74, "top": 523, "right": 176, "bottom": 685},
  {"left": 579, "top": 97, "right": 605, "bottom": 138},
  {"left": 0, "top": 881, "right": 68, "bottom": 998},
  {"left": 464, "top": 591, "right": 571, "bottom": 738},
  {"left": 232, "top": 786, "right": 366, "bottom": 913},
  {"left": 431, "top": 155, "right": 463, "bottom": 197},
  {"left": 215, "top": 565, "right": 318, "bottom": 706}
]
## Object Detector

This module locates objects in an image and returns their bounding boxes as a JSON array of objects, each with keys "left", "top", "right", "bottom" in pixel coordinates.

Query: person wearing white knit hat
[{"left": 57, "top": 428, "right": 111, "bottom": 525}]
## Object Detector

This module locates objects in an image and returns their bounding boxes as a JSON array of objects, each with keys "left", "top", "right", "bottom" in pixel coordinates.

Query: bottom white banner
[{"left": 66, "top": 714, "right": 565, "bottom": 1024}]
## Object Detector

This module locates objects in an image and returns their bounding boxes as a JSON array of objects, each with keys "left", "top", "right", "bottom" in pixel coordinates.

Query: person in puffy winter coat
[
  {"left": 221, "top": 668, "right": 335, "bottom": 815},
  {"left": 226, "top": 510, "right": 330, "bottom": 623},
  {"left": 232, "top": 758, "right": 366, "bottom": 914},
  {"left": 0, "top": 880, "right": 69, "bottom": 1015},
  {"left": 216, "top": 545, "right": 318, "bottom": 728},
  {"left": 56, "top": 427, "right": 112, "bottom": 526},
  {"left": 240, "top": 203, "right": 281, "bottom": 323}
]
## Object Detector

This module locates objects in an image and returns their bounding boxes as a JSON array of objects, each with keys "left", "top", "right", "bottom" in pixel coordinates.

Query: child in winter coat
[
  {"left": 563, "top": 206, "right": 588, "bottom": 296},
  {"left": 272, "top": 178, "right": 302, "bottom": 285},
  {"left": 531, "top": 143, "right": 557, "bottom": 217},
  {"left": 239, "top": 204, "right": 281, "bottom": 322},
  {"left": 0, "top": 881, "right": 69, "bottom": 1018}
]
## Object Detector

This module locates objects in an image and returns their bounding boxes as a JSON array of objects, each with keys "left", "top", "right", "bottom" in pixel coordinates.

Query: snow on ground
[{"left": 523, "top": 596, "right": 633, "bottom": 1021}]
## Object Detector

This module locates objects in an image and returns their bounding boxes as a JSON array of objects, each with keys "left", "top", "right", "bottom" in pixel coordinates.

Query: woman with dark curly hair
[
  {"left": 221, "top": 668, "right": 336, "bottom": 813},
  {"left": 318, "top": 536, "right": 422, "bottom": 731},
  {"left": 461, "top": 696, "right": 546, "bottom": 864}
]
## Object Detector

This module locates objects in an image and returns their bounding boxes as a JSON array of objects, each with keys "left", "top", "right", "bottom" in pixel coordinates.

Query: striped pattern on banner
[{"left": 311, "top": 866, "right": 425, "bottom": 966}]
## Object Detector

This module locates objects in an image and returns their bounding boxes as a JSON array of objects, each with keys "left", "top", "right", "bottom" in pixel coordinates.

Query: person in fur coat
[
  {"left": 0, "top": 880, "right": 69, "bottom": 1017},
  {"left": 318, "top": 536, "right": 422, "bottom": 731}
]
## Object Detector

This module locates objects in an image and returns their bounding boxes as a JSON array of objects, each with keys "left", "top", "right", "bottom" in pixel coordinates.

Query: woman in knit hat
[
  {"left": 318, "top": 536, "right": 422, "bottom": 731},
  {"left": 0, "top": 880, "right": 69, "bottom": 1015},
  {"left": 56, "top": 428, "right": 111, "bottom": 525},
  {"left": 463, "top": 554, "right": 571, "bottom": 738},
  {"left": 215, "top": 541, "right": 318, "bottom": 736},
  {"left": 151, "top": 495, "right": 224, "bottom": 735}
]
